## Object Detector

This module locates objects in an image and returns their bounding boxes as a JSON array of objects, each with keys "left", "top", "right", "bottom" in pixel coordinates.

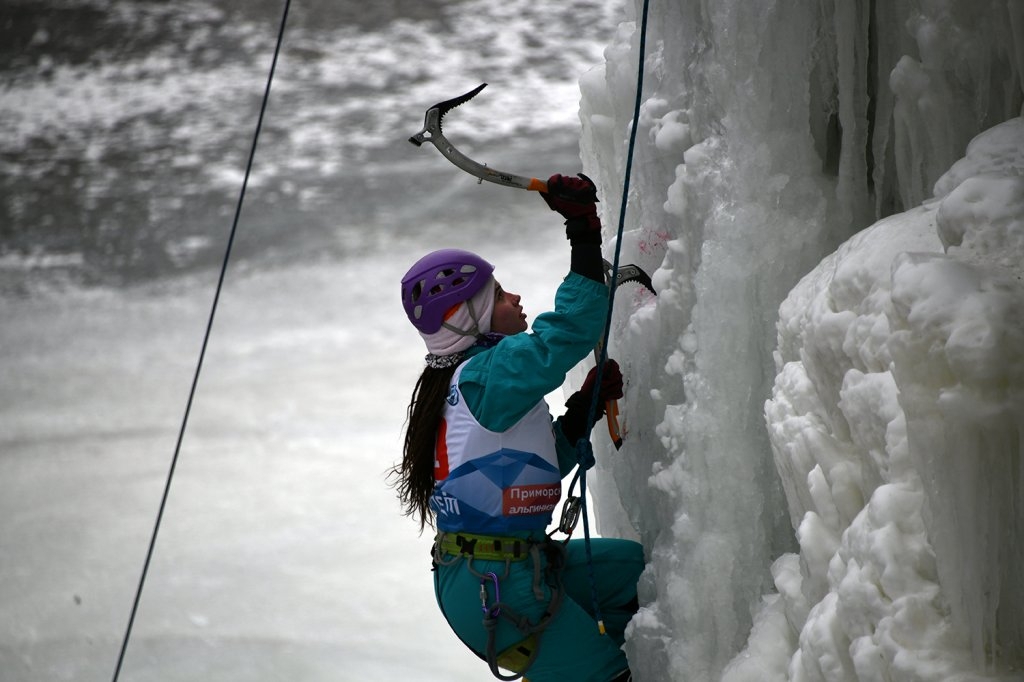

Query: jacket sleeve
[
  {"left": 553, "top": 419, "right": 583, "bottom": 477},
  {"left": 458, "top": 271, "right": 608, "bottom": 433}
]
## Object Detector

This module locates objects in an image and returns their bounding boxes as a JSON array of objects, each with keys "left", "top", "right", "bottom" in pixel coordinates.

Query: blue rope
[
  {"left": 110, "top": 2, "right": 292, "bottom": 679},
  {"left": 573, "top": 0, "right": 651, "bottom": 634}
]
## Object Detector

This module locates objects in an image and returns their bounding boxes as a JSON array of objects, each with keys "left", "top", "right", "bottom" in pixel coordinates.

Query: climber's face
[{"left": 490, "top": 282, "right": 528, "bottom": 335}]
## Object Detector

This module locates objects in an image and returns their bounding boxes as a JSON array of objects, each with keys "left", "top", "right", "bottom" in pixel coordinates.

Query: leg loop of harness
[
  {"left": 482, "top": 539, "right": 568, "bottom": 680},
  {"left": 530, "top": 543, "right": 545, "bottom": 602},
  {"left": 495, "top": 633, "right": 540, "bottom": 678},
  {"left": 432, "top": 533, "right": 568, "bottom": 681}
]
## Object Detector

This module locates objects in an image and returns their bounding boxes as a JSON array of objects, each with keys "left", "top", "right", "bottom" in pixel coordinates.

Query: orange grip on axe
[
  {"left": 593, "top": 347, "right": 624, "bottom": 450},
  {"left": 604, "top": 398, "right": 623, "bottom": 449}
]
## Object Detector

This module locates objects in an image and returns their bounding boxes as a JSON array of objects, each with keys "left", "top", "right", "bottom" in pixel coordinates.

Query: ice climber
[{"left": 391, "top": 173, "right": 644, "bottom": 682}]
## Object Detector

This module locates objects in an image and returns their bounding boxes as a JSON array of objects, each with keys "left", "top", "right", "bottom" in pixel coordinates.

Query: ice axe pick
[
  {"left": 408, "top": 83, "right": 549, "bottom": 192},
  {"left": 409, "top": 83, "right": 658, "bottom": 448}
]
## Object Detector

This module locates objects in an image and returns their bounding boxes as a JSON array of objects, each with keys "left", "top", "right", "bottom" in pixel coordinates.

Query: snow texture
[{"left": 578, "top": 1, "right": 1024, "bottom": 680}]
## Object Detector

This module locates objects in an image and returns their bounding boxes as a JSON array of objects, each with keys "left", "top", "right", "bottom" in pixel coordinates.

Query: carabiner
[
  {"left": 558, "top": 495, "right": 582, "bottom": 535},
  {"left": 480, "top": 572, "right": 501, "bottom": 616}
]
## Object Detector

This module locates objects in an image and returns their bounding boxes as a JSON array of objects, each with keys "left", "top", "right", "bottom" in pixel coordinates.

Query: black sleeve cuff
[
  {"left": 557, "top": 390, "right": 605, "bottom": 444},
  {"left": 570, "top": 243, "right": 605, "bottom": 284}
]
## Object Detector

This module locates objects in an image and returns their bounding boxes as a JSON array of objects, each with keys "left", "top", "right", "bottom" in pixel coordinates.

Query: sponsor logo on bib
[{"left": 502, "top": 483, "right": 560, "bottom": 516}]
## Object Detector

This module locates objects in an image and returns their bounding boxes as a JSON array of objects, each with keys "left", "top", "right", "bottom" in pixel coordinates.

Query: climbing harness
[
  {"left": 109, "top": 2, "right": 292, "bottom": 681},
  {"left": 437, "top": 532, "right": 533, "bottom": 561},
  {"left": 433, "top": 532, "right": 568, "bottom": 681}
]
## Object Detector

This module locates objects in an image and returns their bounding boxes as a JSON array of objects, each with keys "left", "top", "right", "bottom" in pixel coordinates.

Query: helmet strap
[{"left": 440, "top": 296, "right": 483, "bottom": 339}]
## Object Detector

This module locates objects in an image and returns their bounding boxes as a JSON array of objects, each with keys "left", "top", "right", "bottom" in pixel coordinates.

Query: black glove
[
  {"left": 541, "top": 173, "right": 602, "bottom": 244},
  {"left": 558, "top": 359, "right": 624, "bottom": 443},
  {"left": 580, "top": 358, "right": 624, "bottom": 403}
]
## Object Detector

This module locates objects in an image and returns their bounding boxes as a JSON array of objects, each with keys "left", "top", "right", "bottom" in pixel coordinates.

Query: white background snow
[{"left": 1, "top": 0, "right": 1022, "bottom": 681}]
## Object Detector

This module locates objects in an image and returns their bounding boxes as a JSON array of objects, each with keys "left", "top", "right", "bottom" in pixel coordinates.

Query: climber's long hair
[{"left": 389, "top": 363, "right": 458, "bottom": 532}]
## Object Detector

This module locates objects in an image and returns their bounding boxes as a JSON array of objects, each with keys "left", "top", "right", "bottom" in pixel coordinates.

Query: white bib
[{"left": 430, "top": 363, "right": 562, "bottom": 533}]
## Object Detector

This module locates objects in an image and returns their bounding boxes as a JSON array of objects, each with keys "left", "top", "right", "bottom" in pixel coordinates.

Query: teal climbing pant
[{"left": 434, "top": 537, "right": 644, "bottom": 682}]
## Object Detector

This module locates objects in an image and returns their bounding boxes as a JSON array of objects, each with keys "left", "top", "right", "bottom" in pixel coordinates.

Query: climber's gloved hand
[
  {"left": 558, "top": 359, "right": 624, "bottom": 443},
  {"left": 541, "top": 173, "right": 602, "bottom": 244},
  {"left": 581, "top": 358, "right": 623, "bottom": 404},
  {"left": 542, "top": 173, "right": 599, "bottom": 215}
]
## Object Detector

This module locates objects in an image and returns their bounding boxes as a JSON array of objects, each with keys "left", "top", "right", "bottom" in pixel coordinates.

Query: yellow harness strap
[{"left": 435, "top": 532, "right": 532, "bottom": 562}]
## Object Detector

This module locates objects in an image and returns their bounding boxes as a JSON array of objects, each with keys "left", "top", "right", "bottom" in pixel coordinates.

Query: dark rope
[
  {"left": 572, "top": 0, "right": 651, "bottom": 633},
  {"left": 110, "top": 2, "right": 292, "bottom": 679}
]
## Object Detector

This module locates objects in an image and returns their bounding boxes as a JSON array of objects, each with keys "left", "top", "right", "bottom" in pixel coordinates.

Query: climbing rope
[
  {"left": 109, "top": 2, "right": 292, "bottom": 679},
  {"left": 570, "top": 0, "right": 651, "bottom": 634}
]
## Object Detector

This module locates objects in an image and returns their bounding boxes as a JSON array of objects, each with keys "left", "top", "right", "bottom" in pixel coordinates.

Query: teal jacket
[
  {"left": 457, "top": 271, "right": 608, "bottom": 478},
  {"left": 431, "top": 272, "right": 641, "bottom": 682}
]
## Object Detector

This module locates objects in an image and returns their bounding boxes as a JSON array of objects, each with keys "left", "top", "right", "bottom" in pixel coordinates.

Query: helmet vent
[{"left": 410, "top": 280, "right": 425, "bottom": 302}]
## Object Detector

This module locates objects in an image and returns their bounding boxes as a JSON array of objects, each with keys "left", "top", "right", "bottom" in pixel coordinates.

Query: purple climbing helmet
[{"left": 401, "top": 248, "right": 495, "bottom": 334}]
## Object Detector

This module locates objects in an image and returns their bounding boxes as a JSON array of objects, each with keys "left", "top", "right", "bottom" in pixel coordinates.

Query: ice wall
[
  {"left": 577, "top": 1, "right": 1024, "bottom": 680},
  {"left": 765, "top": 117, "right": 1024, "bottom": 681}
]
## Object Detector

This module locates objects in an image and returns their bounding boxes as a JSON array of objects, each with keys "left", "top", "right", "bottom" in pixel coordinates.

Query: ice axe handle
[
  {"left": 605, "top": 399, "right": 624, "bottom": 450},
  {"left": 592, "top": 348, "right": 624, "bottom": 450}
]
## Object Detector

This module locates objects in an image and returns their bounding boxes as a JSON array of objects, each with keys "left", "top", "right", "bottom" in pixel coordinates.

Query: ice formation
[{"left": 577, "top": 1, "right": 1024, "bottom": 680}]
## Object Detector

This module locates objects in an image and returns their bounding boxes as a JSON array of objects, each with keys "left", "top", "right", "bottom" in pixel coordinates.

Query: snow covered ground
[{"left": 578, "top": 1, "right": 1024, "bottom": 680}]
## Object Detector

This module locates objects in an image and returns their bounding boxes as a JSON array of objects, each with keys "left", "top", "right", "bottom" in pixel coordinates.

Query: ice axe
[
  {"left": 409, "top": 83, "right": 657, "bottom": 448},
  {"left": 408, "top": 83, "right": 549, "bottom": 192},
  {"left": 597, "top": 259, "right": 656, "bottom": 449}
]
